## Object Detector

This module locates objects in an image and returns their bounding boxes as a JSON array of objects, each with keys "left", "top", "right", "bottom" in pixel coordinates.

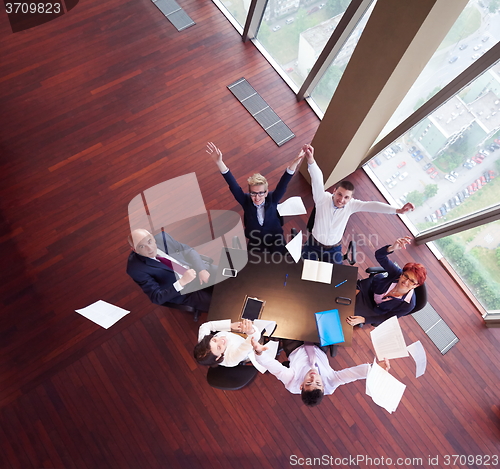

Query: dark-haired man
[
  {"left": 251, "top": 338, "right": 384, "bottom": 407},
  {"left": 302, "top": 144, "right": 415, "bottom": 264}
]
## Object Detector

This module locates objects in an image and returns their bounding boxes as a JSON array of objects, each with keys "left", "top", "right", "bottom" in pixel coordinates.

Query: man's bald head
[{"left": 129, "top": 229, "right": 157, "bottom": 258}]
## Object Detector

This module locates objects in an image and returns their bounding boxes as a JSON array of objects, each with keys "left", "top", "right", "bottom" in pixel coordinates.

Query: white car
[
  {"left": 272, "top": 25, "right": 281, "bottom": 32},
  {"left": 398, "top": 171, "right": 409, "bottom": 181},
  {"left": 444, "top": 174, "right": 456, "bottom": 183},
  {"left": 285, "top": 18, "right": 294, "bottom": 24},
  {"left": 388, "top": 180, "right": 398, "bottom": 189}
]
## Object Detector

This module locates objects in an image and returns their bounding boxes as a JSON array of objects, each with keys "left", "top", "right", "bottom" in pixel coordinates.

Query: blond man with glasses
[{"left": 207, "top": 142, "right": 304, "bottom": 253}]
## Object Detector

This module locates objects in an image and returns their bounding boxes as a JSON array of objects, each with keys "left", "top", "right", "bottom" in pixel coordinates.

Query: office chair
[
  {"left": 292, "top": 207, "right": 357, "bottom": 265},
  {"left": 365, "top": 267, "right": 427, "bottom": 314},
  {"left": 162, "top": 302, "right": 201, "bottom": 322},
  {"left": 206, "top": 363, "right": 258, "bottom": 390}
]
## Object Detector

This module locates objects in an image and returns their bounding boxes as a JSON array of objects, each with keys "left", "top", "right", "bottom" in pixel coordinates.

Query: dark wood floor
[{"left": 1, "top": 0, "right": 499, "bottom": 468}]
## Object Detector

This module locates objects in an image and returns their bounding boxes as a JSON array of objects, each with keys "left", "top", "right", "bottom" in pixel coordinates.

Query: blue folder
[{"left": 315, "top": 309, "right": 345, "bottom": 346}]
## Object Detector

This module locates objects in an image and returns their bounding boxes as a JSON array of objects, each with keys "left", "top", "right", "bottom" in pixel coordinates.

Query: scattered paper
[
  {"left": 285, "top": 230, "right": 303, "bottom": 263},
  {"left": 75, "top": 300, "right": 130, "bottom": 329},
  {"left": 301, "top": 259, "right": 333, "bottom": 284},
  {"left": 277, "top": 196, "right": 307, "bottom": 216},
  {"left": 370, "top": 316, "right": 409, "bottom": 361},
  {"left": 366, "top": 359, "right": 406, "bottom": 413},
  {"left": 407, "top": 340, "right": 427, "bottom": 378}
]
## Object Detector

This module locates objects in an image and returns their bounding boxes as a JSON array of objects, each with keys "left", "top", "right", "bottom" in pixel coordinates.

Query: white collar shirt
[
  {"left": 255, "top": 344, "right": 370, "bottom": 394},
  {"left": 308, "top": 162, "right": 397, "bottom": 246}
]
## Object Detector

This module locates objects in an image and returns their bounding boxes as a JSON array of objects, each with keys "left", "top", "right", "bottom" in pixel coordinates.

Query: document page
[
  {"left": 407, "top": 340, "right": 427, "bottom": 378},
  {"left": 277, "top": 196, "right": 307, "bottom": 216},
  {"left": 75, "top": 300, "right": 130, "bottom": 329},
  {"left": 285, "top": 230, "right": 303, "bottom": 263},
  {"left": 366, "top": 359, "right": 406, "bottom": 413},
  {"left": 370, "top": 316, "right": 409, "bottom": 360},
  {"left": 301, "top": 259, "right": 333, "bottom": 284}
]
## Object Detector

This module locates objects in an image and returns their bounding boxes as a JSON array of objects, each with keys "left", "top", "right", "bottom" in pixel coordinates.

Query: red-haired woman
[{"left": 347, "top": 237, "right": 426, "bottom": 327}]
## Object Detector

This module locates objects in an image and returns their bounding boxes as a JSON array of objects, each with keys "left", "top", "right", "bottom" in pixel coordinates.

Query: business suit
[
  {"left": 222, "top": 169, "right": 293, "bottom": 252},
  {"left": 126, "top": 231, "right": 215, "bottom": 311},
  {"left": 355, "top": 245, "right": 416, "bottom": 325}
]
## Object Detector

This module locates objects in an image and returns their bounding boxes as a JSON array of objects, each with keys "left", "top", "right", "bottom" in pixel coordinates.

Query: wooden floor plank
[{"left": 1, "top": 0, "right": 500, "bottom": 467}]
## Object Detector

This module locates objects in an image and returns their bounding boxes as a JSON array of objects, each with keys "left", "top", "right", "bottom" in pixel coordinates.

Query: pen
[
  {"left": 284, "top": 273, "right": 288, "bottom": 287},
  {"left": 335, "top": 279, "right": 347, "bottom": 288}
]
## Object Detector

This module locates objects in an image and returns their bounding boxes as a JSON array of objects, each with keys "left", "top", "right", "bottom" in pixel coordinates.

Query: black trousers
[{"left": 281, "top": 340, "right": 332, "bottom": 358}]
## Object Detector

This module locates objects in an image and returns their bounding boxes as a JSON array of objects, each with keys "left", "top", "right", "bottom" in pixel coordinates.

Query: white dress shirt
[
  {"left": 308, "top": 162, "right": 397, "bottom": 246},
  {"left": 197, "top": 319, "right": 276, "bottom": 372},
  {"left": 154, "top": 247, "right": 187, "bottom": 292},
  {"left": 255, "top": 344, "right": 370, "bottom": 394}
]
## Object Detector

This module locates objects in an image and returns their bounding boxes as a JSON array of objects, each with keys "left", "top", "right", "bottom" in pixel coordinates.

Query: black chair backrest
[
  {"left": 206, "top": 364, "right": 258, "bottom": 390},
  {"left": 364, "top": 267, "right": 427, "bottom": 314},
  {"left": 306, "top": 207, "right": 316, "bottom": 232},
  {"left": 411, "top": 283, "right": 427, "bottom": 314}
]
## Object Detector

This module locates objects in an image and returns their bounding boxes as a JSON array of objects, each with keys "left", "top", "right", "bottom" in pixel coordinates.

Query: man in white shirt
[
  {"left": 302, "top": 144, "right": 414, "bottom": 264},
  {"left": 251, "top": 338, "right": 388, "bottom": 407}
]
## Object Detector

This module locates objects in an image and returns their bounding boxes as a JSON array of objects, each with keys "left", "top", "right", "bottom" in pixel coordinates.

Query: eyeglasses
[
  {"left": 249, "top": 191, "right": 267, "bottom": 197},
  {"left": 401, "top": 272, "right": 419, "bottom": 286}
]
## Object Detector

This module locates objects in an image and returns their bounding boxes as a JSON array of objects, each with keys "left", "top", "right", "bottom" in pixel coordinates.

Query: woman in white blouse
[{"left": 194, "top": 319, "right": 277, "bottom": 372}]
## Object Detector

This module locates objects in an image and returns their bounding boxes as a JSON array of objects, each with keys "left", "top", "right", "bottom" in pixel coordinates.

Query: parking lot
[{"left": 368, "top": 139, "right": 500, "bottom": 226}]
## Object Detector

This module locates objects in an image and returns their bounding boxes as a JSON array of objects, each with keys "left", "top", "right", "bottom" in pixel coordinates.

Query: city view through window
[
  {"left": 255, "top": 0, "right": 357, "bottom": 89},
  {"left": 378, "top": 0, "right": 500, "bottom": 141},
  {"left": 364, "top": 60, "right": 500, "bottom": 311}
]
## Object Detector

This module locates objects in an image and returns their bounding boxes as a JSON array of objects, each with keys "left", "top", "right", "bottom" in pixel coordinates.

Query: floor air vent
[
  {"left": 152, "top": 0, "right": 195, "bottom": 31},
  {"left": 227, "top": 78, "right": 295, "bottom": 147},
  {"left": 412, "top": 303, "right": 459, "bottom": 355}
]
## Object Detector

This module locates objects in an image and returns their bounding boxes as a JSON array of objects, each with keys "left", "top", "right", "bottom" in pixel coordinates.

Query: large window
[
  {"left": 377, "top": 0, "right": 500, "bottom": 142},
  {"left": 255, "top": 0, "right": 355, "bottom": 88},
  {"left": 364, "top": 59, "right": 500, "bottom": 314},
  {"left": 434, "top": 220, "right": 500, "bottom": 311},
  {"left": 213, "top": 0, "right": 251, "bottom": 29},
  {"left": 309, "top": 0, "right": 374, "bottom": 113}
]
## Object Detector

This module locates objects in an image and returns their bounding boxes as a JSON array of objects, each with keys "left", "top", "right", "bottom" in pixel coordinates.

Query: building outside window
[
  {"left": 255, "top": 0, "right": 356, "bottom": 88},
  {"left": 364, "top": 60, "right": 500, "bottom": 314}
]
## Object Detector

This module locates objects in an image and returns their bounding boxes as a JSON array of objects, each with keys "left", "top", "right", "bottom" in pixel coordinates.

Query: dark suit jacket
[
  {"left": 222, "top": 169, "right": 293, "bottom": 249},
  {"left": 126, "top": 232, "right": 211, "bottom": 305},
  {"left": 355, "top": 245, "right": 416, "bottom": 325}
]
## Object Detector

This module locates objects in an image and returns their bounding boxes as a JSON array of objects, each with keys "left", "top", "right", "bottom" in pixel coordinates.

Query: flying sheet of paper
[
  {"left": 285, "top": 230, "right": 303, "bottom": 263},
  {"left": 301, "top": 259, "right": 333, "bottom": 284},
  {"left": 366, "top": 359, "right": 406, "bottom": 413},
  {"left": 277, "top": 196, "right": 307, "bottom": 216},
  {"left": 370, "top": 316, "right": 409, "bottom": 361},
  {"left": 75, "top": 300, "right": 130, "bottom": 329},
  {"left": 407, "top": 340, "right": 427, "bottom": 378}
]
